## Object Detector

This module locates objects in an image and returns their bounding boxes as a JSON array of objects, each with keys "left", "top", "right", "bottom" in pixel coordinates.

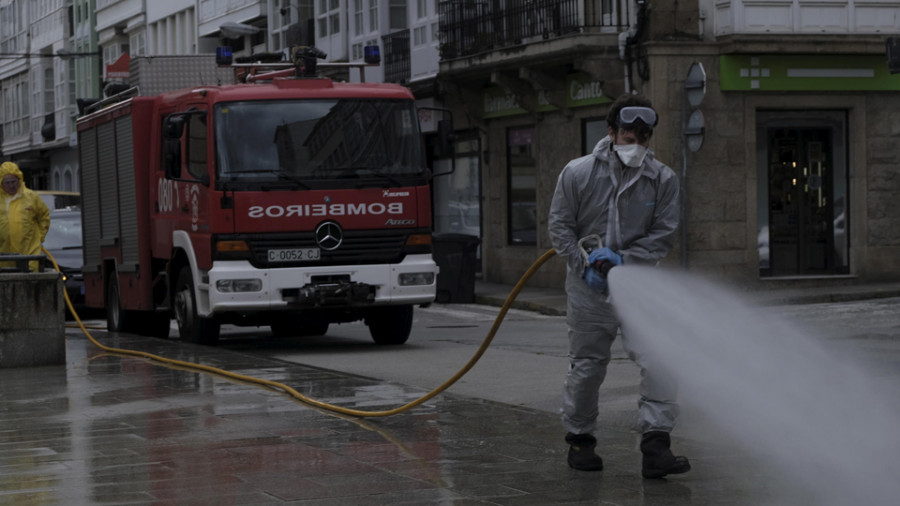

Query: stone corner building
[{"left": 433, "top": 0, "right": 900, "bottom": 290}]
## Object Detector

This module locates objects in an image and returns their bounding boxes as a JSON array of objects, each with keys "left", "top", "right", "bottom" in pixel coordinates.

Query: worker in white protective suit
[{"left": 548, "top": 94, "right": 690, "bottom": 479}]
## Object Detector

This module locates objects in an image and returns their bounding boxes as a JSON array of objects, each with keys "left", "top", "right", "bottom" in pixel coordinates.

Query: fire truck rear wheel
[
  {"left": 174, "top": 268, "right": 220, "bottom": 345},
  {"left": 365, "top": 305, "right": 413, "bottom": 345},
  {"left": 106, "top": 272, "right": 132, "bottom": 333}
]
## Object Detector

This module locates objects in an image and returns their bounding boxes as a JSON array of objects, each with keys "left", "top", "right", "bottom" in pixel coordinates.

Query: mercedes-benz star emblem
[{"left": 315, "top": 221, "right": 343, "bottom": 251}]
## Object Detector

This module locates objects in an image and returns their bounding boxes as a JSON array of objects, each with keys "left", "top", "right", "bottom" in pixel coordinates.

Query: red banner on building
[{"left": 106, "top": 53, "right": 130, "bottom": 80}]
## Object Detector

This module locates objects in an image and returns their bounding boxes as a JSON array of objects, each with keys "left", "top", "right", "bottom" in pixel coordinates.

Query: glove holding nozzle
[
  {"left": 583, "top": 266, "right": 607, "bottom": 291},
  {"left": 587, "top": 247, "right": 623, "bottom": 277}
]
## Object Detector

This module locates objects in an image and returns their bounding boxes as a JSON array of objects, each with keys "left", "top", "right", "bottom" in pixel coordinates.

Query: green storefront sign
[
  {"left": 482, "top": 73, "right": 611, "bottom": 119},
  {"left": 721, "top": 54, "right": 900, "bottom": 91}
]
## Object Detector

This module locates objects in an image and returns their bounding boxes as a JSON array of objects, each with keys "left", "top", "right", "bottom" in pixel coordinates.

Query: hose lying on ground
[{"left": 44, "top": 246, "right": 558, "bottom": 417}]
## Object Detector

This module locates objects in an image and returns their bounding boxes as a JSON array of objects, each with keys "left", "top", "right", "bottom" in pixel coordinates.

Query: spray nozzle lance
[
  {"left": 577, "top": 234, "right": 617, "bottom": 276},
  {"left": 577, "top": 234, "right": 614, "bottom": 275}
]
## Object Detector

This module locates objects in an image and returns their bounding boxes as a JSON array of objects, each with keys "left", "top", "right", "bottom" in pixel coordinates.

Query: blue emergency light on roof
[
  {"left": 216, "top": 46, "right": 233, "bottom": 66},
  {"left": 364, "top": 45, "right": 381, "bottom": 65}
]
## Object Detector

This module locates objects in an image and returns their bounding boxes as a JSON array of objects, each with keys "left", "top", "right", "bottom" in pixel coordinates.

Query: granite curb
[{"left": 474, "top": 280, "right": 900, "bottom": 316}]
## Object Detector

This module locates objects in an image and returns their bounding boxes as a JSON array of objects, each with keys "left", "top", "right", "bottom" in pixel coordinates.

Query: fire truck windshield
[{"left": 214, "top": 99, "right": 425, "bottom": 189}]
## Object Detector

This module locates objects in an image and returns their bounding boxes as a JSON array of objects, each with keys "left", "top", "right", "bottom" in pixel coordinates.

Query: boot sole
[
  {"left": 569, "top": 462, "right": 604, "bottom": 471},
  {"left": 642, "top": 461, "right": 691, "bottom": 479},
  {"left": 567, "top": 455, "right": 604, "bottom": 471}
]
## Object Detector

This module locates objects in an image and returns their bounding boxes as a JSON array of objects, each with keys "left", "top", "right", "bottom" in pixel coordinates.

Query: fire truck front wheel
[
  {"left": 365, "top": 305, "right": 413, "bottom": 345},
  {"left": 174, "top": 268, "right": 220, "bottom": 345}
]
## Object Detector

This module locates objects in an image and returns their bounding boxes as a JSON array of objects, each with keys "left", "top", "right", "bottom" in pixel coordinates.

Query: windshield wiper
[
  {"left": 273, "top": 170, "right": 310, "bottom": 190},
  {"left": 355, "top": 168, "right": 404, "bottom": 188},
  {"left": 219, "top": 169, "right": 310, "bottom": 190}
]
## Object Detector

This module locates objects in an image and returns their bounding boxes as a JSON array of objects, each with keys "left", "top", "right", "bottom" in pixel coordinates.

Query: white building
[{"left": 1, "top": 0, "right": 438, "bottom": 193}]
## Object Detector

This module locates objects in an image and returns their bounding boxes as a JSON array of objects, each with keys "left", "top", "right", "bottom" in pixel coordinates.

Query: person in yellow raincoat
[{"left": 0, "top": 161, "right": 51, "bottom": 271}]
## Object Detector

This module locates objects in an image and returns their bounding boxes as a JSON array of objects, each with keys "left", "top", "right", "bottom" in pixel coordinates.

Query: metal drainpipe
[{"left": 618, "top": 29, "right": 635, "bottom": 94}]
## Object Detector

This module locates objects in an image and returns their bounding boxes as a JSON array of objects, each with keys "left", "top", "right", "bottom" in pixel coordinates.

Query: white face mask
[{"left": 613, "top": 143, "right": 648, "bottom": 168}]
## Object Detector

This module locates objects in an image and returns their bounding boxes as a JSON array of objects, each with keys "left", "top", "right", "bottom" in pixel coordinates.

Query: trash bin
[{"left": 433, "top": 233, "right": 480, "bottom": 303}]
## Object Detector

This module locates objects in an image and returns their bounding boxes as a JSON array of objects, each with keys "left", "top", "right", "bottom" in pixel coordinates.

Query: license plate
[{"left": 267, "top": 248, "right": 321, "bottom": 262}]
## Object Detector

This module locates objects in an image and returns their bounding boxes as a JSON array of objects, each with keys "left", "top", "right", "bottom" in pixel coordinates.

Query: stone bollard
[{"left": 0, "top": 269, "right": 65, "bottom": 367}]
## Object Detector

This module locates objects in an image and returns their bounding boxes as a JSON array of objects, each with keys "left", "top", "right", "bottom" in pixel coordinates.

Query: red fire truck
[{"left": 76, "top": 53, "right": 441, "bottom": 345}]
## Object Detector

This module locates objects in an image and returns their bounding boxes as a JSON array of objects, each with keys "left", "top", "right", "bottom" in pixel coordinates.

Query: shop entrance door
[{"left": 757, "top": 111, "right": 849, "bottom": 277}]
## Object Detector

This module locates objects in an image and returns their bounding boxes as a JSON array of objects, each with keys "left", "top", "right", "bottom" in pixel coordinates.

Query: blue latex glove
[
  {"left": 588, "top": 247, "right": 623, "bottom": 266},
  {"left": 583, "top": 266, "right": 608, "bottom": 292}
]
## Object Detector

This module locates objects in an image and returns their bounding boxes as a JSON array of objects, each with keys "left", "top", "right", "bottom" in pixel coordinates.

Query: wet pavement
[
  {"left": 0, "top": 328, "right": 832, "bottom": 505},
  {"left": 2, "top": 279, "right": 899, "bottom": 504}
]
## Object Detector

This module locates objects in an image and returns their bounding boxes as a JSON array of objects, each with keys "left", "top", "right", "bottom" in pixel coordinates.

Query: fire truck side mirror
[{"left": 164, "top": 116, "right": 185, "bottom": 139}]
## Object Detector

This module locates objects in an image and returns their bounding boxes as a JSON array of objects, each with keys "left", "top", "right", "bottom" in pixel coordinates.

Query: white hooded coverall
[{"left": 548, "top": 135, "right": 681, "bottom": 435}]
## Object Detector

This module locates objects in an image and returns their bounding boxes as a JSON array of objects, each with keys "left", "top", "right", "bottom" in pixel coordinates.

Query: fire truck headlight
[
  {"left": 216, "top": 279, "right": 263, "bottom": 293},
  {"left": 399, "top": 272, "right": 434, "bottom": 286}
]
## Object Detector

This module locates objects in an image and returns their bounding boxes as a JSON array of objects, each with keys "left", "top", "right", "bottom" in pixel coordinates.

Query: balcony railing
[
  {"left": 438, "top": 0, "right": 634, "bottom": 59},
  {"left": 382, "top": 29, "right": 411, "bottom": 84}
]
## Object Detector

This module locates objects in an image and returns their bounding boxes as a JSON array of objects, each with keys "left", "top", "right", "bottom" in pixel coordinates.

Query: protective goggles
[{"left": 617, "top": 106, "right": 658, "bottom": 128}]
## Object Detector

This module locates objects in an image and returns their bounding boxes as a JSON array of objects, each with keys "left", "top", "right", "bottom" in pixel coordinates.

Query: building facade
[
  {"left": 0, "top": 0, "right": 440, "bottom": 192},
  {"left": 435, "top": 0, "right": 900, "bottom": 288},
  {"left": 2, "top": 0, "right": 896, "bottom": 287}
]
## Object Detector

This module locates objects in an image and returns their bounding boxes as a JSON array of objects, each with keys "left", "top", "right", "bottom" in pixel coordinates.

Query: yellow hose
[{"left": 44, "top": 247, "right": 558, "bottom": 417}]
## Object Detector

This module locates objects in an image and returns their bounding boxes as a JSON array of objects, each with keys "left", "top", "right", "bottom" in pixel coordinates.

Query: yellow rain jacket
[{"left": 0, "top": 162, "right": 51, "bottom": 271}]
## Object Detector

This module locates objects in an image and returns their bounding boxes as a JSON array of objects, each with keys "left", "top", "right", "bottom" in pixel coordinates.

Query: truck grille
[{"left": 226, "top": 229, "right": 423, "bottom": 268}]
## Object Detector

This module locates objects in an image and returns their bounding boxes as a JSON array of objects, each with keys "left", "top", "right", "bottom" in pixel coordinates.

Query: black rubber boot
[
  {"left": 640, "top": 431, "right": 691, "bottom": 479},
  {"left": 565, "top": 432, "right": 604, "bottom": 471}
]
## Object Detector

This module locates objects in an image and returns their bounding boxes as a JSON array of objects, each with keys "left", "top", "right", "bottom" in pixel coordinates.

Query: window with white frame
[
  {"left": 414, "top": 26, "right": 426, "bottom": 46},
  {"left": 130, "top": 31, "right": 146, "bottom": 57},
  {"left": 417, "top": 0, "right": 427, "bottom": 19},
  {"left": 330, "top": 13, "right": 340, "bottom": 34},
  {"left": 103, "top": 45, "right": 118, "bottom": 67},
  {"left": 55, "top": 59, "right": 67, "bottom": 110},
  {"left": 67, "top": 59, "right": 75, "bottom": 106},
  {"left": 297, "top": 0, "right": 313, "bottom": 20},
  {"left": 352, "top": 42, "right": 362, "bottom": 60},
  {"left": 368, "top": 0, "right": 378, "bottom": 32},
  {"left": 2, "top": 74, "right": 30, "bottom": 139},
  {"left": 0, "top": 0, "right": 24, "bottom": 54},
  {"left": 43, "top": 67, "right": 53, "bottom": 129},
  {"left": 390, "top": 0, "right": 407, "bottom": 30},
  {"left": 274, "top": 0, "right": 289, "bottom": 29},
  {"left": 354, "top": 0, "right": 363, "bottom": 36},
  {"left": 31, "top": 66, "right": 42, "bottom": 122},
  {"left": 318, "top": 0, "right": 341, "bottom": 36}
]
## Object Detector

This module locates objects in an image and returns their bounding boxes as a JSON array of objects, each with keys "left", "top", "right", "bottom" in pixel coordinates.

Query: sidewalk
[
  {"left": 0, "top": 329, "right": 808, "bottom": 505},
  {"left": 475, "top": 276, "right": 900, "bottom": 316},
  {"left": 0, "top": 279, "right": 897, "bottom": 505}
]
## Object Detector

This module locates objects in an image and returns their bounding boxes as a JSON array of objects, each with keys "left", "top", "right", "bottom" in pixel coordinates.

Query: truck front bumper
[{"left": 203, "top": 254, "right": 438, "bottom": 315}]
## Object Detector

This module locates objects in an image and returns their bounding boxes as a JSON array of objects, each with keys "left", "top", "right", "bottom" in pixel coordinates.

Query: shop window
[
  {"left": 507, "top": 126, "right": 536, "bottom": 245},
  {"left": 433, "top": 135, "right": 481, "bottom": 242},
  {"left": 756, "top": 111, "right": 848, "bottom": 276}
]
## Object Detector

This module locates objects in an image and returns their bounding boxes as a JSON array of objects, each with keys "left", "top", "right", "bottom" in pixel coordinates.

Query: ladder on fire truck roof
[{"left": 225, "top": 45, "right": 381, "bottom": 84}]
